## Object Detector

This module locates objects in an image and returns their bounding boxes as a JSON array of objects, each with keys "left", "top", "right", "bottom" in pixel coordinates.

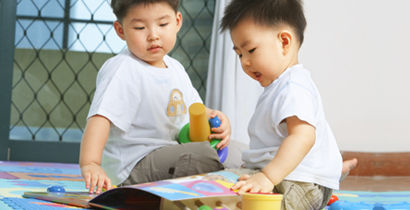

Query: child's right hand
[{"left": 81, "top": 163, "right": 112, "bottom": 194}]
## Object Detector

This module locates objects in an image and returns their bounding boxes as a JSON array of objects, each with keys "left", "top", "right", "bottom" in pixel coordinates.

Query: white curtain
[{"left": 205, "top": 0, "right": 263, "bottom": 145}]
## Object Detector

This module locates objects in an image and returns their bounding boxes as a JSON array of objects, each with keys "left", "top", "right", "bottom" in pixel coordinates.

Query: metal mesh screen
[{"left": 10, "top": 0, "right": 215, "bottom": 142}]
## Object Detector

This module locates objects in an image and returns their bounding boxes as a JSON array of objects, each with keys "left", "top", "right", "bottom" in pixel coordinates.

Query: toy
[
  {"left": 328, "top": 200, "right": 410, "bottom": 210},
  {"left": 47, "top": 185, "right": 66, "bottom": 193},
  {"left": 327, "top": 194, "right": 339, "bottom": 206},
  {"left": 209, "top": 116, "right": 221, "bottom": 129},
  {"left": 208, "top": 116, "right": 228, "bottom": 163},
  {"left": 195, "top": 200, "right": 213, "bottom": 210},
  {"left": 189, "top": 103, "right": 212, "bottom": 141},
  {"left": 213, "top": 201, "right": 229, "bottom": 210},
  {"left": 178, "top": 103, "right": 228, "bottom": 162},
  {"left": 241, "top": 192, "right": 283, "bottom": 210}
]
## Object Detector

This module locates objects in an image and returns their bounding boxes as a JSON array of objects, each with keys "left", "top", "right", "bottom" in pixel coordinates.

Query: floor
[
  {"left": 340, "top": 175, "right": 410, "bottom": 191},
  {"left": 339, "top": 152, "right": 410, "bottom": 192},
  {"left": 342, "top": 152, "right": 410, "bottom": 176}
]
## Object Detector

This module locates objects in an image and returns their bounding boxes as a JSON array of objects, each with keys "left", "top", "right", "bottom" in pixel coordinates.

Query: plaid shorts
[{"left": 226, "top": 168, "right": 332, "bottom": 210}]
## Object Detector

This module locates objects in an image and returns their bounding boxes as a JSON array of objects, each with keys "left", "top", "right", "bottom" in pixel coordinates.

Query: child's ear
[
  {"left": 278, "top": 30, "right": 292, "bottom": 55},
  {"left": 114, "top": 21, "right": 126, "bottom": 40},
  {"left": 176, "top": 12, "right": 183, "bottom": 32}
]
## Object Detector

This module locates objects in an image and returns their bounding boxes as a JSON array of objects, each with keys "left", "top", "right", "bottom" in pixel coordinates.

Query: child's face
[
  {"left": 230, "top": 18, "right": 293, "bottom": 87},
  {"left": 114, "top": 2, "right": 182, "bottom": 68}
]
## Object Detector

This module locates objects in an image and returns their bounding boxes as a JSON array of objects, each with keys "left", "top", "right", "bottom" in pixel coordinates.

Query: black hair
[
  {"left": 221, "top": 0, "right": 306, "bottom": 46},
  {"left": 111, "top": 0, "right": 179, "bottom": 22}
]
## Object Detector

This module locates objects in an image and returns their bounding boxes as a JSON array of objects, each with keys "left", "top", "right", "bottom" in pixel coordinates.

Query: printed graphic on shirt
[{"left": 167, "top": 89, "right": 187, "bottom": 117}]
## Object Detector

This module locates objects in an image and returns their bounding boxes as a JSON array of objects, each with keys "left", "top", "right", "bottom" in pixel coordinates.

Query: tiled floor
[{"left": 340, "top": 176, "right": 410, "bottom": 191}]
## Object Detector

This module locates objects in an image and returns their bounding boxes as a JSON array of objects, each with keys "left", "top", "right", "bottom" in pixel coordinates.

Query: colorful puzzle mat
[
  {"left": 1, "top": 161, "right": 410, "bottom": 209},
  {"left": 334, "top": 191, "right": 410, "bottom": 203},
  {"left": 328, "top": 191, "right": 410, "bottom": 209},
  {"left": 0, "top": 161, "right": 89, "bottom": 209}
]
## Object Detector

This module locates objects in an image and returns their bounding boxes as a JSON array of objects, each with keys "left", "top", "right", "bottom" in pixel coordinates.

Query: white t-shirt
[
  {"left": 87, "top": 49, "right": 202, "bottom": 185},
  {"left": 242, "top": 64, "right": 343, "bottom": 190}
]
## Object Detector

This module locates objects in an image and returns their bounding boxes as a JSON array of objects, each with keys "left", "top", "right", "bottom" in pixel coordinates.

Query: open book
[{"left": 23, "top": 170, "right": 242, "bottom": 209}]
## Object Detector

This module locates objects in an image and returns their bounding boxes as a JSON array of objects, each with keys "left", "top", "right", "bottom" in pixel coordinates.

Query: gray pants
[
  {"left": 226, "top": 168, "right": 332, "bottom": 210},
  {"left": 120, "top": 142, "right": 225, "bottom": 186}
]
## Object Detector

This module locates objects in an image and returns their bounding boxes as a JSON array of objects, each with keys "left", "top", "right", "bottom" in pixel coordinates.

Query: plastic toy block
[{"left": 189, "top": 103, "right": 211, "bottom": 142}]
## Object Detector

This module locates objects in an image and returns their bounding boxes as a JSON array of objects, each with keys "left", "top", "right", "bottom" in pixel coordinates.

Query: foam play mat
[
  {"left": 1, "top": 160, "right": 409, "bottom": 209},
  {"left": 0, "top": 161, "right": 89, "bottom": 209},
  {"left": 328, "top": 191, "right": 410, "bottom": 209}
]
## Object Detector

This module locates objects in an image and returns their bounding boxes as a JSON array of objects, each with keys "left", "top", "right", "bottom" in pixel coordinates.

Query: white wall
[{"left": 301, "top": 1, "right": 410, "bottom": 152}]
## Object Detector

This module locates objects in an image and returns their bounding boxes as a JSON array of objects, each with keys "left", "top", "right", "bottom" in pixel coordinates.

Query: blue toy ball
[
  {"left": 209, "top": 116, "right": 221, "bottom": 128},
  {"left": 47, "top": 185, "right": 65, "bottom": 193}
]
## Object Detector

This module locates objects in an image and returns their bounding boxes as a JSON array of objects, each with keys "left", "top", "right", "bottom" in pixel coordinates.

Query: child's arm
[
  {"left": 79, "top": 115, "right": 112, "bottom": 194},
  {"left": 206, "top": 108, "right": 231, "bottom": 149},
  {"left": 232, "top": 116, "right": 315, "bottom": 193}
]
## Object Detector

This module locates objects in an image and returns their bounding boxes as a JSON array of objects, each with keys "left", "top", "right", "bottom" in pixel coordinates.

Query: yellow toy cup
[
  {"left": 241, "top": 192, "right": 283, "bottom": 210},
  {"left": 188, "top": 103, "right": 211, "bottom": 142}
]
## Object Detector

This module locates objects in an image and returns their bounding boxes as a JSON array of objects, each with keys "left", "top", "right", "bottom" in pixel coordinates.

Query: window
[{"left": 10, "top": 0, "right": 215, "bottom": 142}]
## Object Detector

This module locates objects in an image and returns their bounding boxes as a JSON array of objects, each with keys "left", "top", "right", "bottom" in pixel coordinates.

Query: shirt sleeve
[
  {"left": 271, "top": 81, "right": 318, "bottom": 132},
  {"left": 88, "top": 60, "right": 141, "bottom": 132}
]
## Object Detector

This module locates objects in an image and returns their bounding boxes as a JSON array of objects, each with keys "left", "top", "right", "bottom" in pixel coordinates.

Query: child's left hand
[
  {"left": 231, "top": 172, "right": 274, "bottom": 194},
  {"left": 207, "top": 109, "right": 231, "bottom": 149}
]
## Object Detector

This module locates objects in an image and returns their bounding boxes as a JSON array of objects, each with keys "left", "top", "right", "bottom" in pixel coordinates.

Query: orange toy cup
[{"left": 188, "top": 103, "right": 211, "bottom": 142}]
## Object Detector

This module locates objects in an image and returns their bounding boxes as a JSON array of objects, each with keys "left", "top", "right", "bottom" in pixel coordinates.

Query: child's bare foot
[
  {"left": 342, "top": 158, "right": 358, "bottom": 174},
  {"left": 340, "top": 158, "right": 358, "bottom": 181}
]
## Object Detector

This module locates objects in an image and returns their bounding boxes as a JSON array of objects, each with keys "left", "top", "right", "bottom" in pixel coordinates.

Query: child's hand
[
  {"left": 207, "top": 110, "right": 231, "bottom": 149},
  {"left": 81, "top": 163, "right": 112, "bottom": 194},
  {"left": 231, "top": 172, "right": 274, "bottom": 194}
]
